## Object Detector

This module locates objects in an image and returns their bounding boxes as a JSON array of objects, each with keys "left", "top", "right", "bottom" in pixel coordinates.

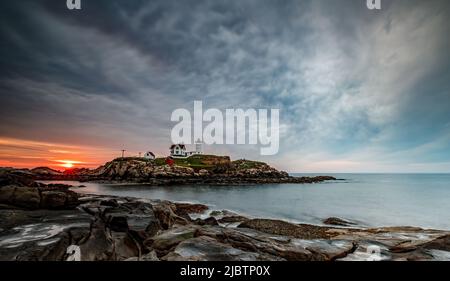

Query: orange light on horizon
[
  {"left": 0, "top": 136, "right": 136, "bottom": 170},
  {"left": 56, "top": 160, "right": 84, "bottom": 169},
  {"left": 62, "top": 162, "right": 74, "bottom": 168}
]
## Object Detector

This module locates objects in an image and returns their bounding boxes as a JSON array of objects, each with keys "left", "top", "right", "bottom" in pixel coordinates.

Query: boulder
[
  {"left": 323, "top": 217, "right": 356, "bottom": 227},
  {"left": 141, "top": 250, "right": 159, "bottom": 261},
  {"left": 14, "top": 231, "right": 72, "bottom": 261},
  {"left": 78, "top": 217, "right": 116, "bottom": 261},
  {"left": 100, "top": 199, "right": 119, "bottom": 207},
  {"left": 128, "top": 214, "right": 161, "bottom": 239},
  {"left": 40, "top": 190, "right": 79, "bottom": 209},
  {"left": 0, "top": 185, "right": 16, "bottom": 203},
  {"left": 194, "top": 217, "right": 219, "bottom": 226},
  {"left": 198, "top": 169, "right": 209, "bottom": 176},
  {"left": 0, "top": 174, "right": 79, "bottom": 210},
  {"left": 218, "top": 215, "right": 248, "bottom": 224},
  {"left": 173, "top": 202, "right": 208, "bottom": 214},
  {"left": 10, "top": 186, "right": 41, "bottom": 209},
  {"left": 387, "top": 234, "right": 450, "bottom": 261},
  {"left": 239, "top": 219, "right": 334, "bottom": 239},
  {"left": 103, "top": 202, "right": 162, "bottom": 240},
  {"left": 0, "top": 208, "right": 92, "bottom": 261},
  {"left": 107, "top": 215, "right": 129, "bottom": 232},
  {"left": 0, "top": 169, "right": 35, "bottom": 187},
  {"left": 164, "top": 236, "right": 281, "bottom": 261},
  {"left": 145, "top": 225, "right": 198, "bottom": 256},
  {"left": 152, "top": 202, "right": 189, "bottom": 229},
  {"left": 40, "top": 191, "right": 67, "bottom": 209},
  {"left": 111, "top": 232, "right": 141, "bottom": 261},
  {"left": 422, "top": 234, "right": 450, "bottom": 252}
]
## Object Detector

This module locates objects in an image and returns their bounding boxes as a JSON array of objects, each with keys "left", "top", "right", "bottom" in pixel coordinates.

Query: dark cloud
[{"left": 0, "top": 0, "right": 449, "bottom": 172}]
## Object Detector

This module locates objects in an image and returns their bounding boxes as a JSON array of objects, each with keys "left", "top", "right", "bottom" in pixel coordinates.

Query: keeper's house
[
  {"left": 170, "top": 144, "right": 187, "bottom": 158},
  {"left": 170, "top": 140, "right": 203, "bottom": 158}
]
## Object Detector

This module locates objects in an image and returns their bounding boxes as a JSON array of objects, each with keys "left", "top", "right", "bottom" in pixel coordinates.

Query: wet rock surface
[
  {"left": 239, "top": 219, "right": 338, "bottom": 239},
  {"left": 1, "top": 191, "right": 449, "bottom": 261},
  {"left": 1, "top": 172, "right": 449, "bottom": 261},
  {"left": 0, "top": 171, "right": 79, "bottom": 210},
  {"left": 323, "top": 217, "right": 357, "bottom": 227}
]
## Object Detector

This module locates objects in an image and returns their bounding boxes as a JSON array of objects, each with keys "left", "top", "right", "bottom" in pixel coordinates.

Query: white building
[
  {"left": 170, "top": 144, "right": 187, "bottom": 158},
  {"left": 143, "top": 151, "right": 156, "bottom": 160},
  {"left": 170, "top": 141, "right": 203, "bottom": 158}
]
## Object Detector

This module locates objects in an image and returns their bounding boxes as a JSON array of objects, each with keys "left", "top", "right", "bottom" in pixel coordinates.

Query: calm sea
[{"left": 43, "top": 173, "right": 450, "bottom": 230}]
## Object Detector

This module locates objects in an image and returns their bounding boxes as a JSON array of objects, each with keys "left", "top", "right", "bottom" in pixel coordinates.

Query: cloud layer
[{"left": 0, "top": 0, "right": 449, "bottom": 172}]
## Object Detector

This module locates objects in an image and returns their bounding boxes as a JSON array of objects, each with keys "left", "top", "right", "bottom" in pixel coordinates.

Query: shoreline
[
  {"left": 35, "top": 175, "right": 339, "bottom": 186},
  {"left": 42, "top": 180, "right": 367, "bottom": 229},
  {"left": 1, "top": 168, "right": 450, "bottom": 261},
  {"left": 78, "top": 191, "right": 366, "bottom": 230},
  {"left": 1, "top": 191, "right": 450, "bottom": 261},
  {"left": 40, "top": 179, "right": 448, "bottom": 231}
]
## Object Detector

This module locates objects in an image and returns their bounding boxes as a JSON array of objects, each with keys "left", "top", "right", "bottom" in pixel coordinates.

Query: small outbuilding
[{"left": 143, "top": 151, "right": 156, "bottom": 160}]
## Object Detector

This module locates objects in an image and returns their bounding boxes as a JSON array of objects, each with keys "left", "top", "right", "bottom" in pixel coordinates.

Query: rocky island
[
  {"left": 0, "top": 168, "right": 449, "bottom": 261},
  {"left": 7, "top": 155, "right": 337, "bottom": 185}
]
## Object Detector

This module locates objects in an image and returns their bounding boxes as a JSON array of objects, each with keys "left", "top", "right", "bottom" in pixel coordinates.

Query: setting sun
[
  {"left": 62, "top": 162, "right": 73, "bottom": 168},
  {"left": 56, "top": 160, "right": 84, "bottom": 169}
]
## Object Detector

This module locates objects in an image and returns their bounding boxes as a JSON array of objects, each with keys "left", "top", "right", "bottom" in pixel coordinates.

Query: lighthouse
[{"left": 195, "top": 139, "right": 203, "bottom": 154}]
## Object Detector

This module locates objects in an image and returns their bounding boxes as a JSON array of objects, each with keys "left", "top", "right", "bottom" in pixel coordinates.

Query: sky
[{"left": 0, "top": 0, "right": 449, "bottom": 172}]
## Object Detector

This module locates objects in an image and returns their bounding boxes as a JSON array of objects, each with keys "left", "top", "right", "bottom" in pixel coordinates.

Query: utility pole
[{"left": 121, "top": 149, "right": 126, "bottom": 158}]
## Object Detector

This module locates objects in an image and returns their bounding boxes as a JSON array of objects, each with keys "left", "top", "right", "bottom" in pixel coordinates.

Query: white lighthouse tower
[{"left": 195, "top": 139, "right": 203, "bottom": 154}]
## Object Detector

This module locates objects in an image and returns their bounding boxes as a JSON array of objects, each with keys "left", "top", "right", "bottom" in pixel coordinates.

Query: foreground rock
[
  {"left": 164, "top": 236, "right": 284, "bottom": 261},
  {"left": 1, "top": 173, "right": 449, "bottom": 261},
  {"left": 0, "top": 191, "right": 449, "bottom": 261},
  {"left": 0, "top": 169, "right": 79, "bottom": 210}
]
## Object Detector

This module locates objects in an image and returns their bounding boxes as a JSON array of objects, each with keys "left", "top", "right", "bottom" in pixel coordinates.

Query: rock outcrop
[
  {"left": 323, "top": 217, "right": 357, "bottom": 227},
  {"left": 9, "top": 156, "right": 336, "bottom": 185},
  {"left": 30, "top": 167, "right": 62, "bottom": 176},
  {"left": 1, "top": 190, "right": 449, "bottom": 261},
  {"left": 0, "top": 169, "right": 79, "bottom": 210}
]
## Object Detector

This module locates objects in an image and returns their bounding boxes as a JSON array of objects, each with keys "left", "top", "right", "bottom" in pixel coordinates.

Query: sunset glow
[
  {"left": 56, "top": 160, "right": 85, "bottom": 169},
  {"left": 0, "top": 137, "right": 120, "bottom": 170},
  {"left": 59, "top": 161, "right": 75, "bottom": 169}
]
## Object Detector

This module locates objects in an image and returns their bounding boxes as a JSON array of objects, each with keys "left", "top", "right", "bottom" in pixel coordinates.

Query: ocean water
[{"left": 44, "top": 173, "right": 450, "bottom": 230}]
